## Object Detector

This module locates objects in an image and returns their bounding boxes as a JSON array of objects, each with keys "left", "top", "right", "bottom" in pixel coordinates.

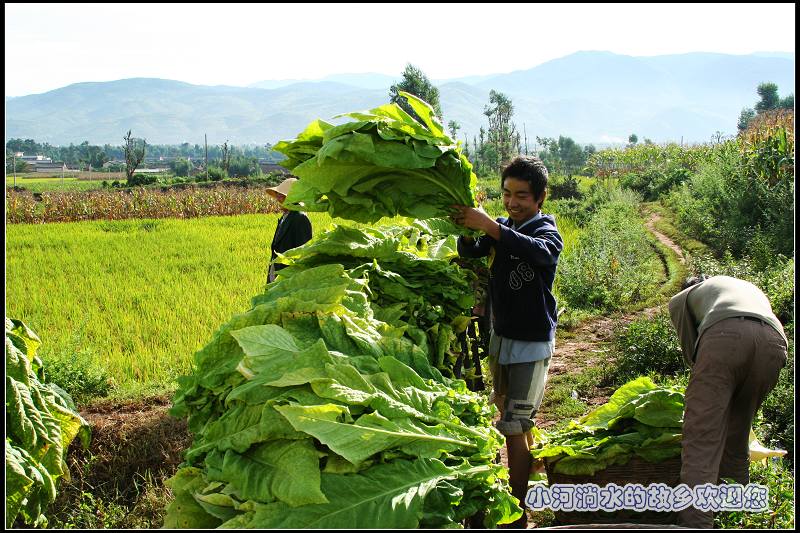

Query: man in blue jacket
[{"left": 452, "top": 155, "right": 563, "bottom": 528}]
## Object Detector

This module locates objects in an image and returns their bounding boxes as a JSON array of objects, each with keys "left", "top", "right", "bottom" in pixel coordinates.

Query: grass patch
[
  {"left": 540, "top": 365, "right": 609, "bottom": 431},
  {"left": 539, "top": 377, "right": 587, "bottom": 429},
  {"left": 605, "top": 309, "right": 686, "bottom": 386}
]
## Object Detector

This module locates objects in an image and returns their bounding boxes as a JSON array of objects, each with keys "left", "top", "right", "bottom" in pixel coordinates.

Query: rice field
[
  {"left": 6, "top": 175, "right": 108, "bottom": 192},
  {"left": 6, "top": 212, "right": 333, "bottom": 393}
]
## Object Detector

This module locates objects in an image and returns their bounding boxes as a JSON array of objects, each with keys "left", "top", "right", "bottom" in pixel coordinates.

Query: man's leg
[
  {"left": 496, "top": 359, "right": 550, "bottom": 528},
  {"left": 719, "top": 320, "right": 787, "bottom": 483},
  {"left": 679, "top": 319, "right": 749, "bottom": 528}
]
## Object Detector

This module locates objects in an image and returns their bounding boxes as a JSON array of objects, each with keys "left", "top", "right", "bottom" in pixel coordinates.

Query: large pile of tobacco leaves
[
  {"left": 167, "top": 92, "right": 520, "bottom": 527},
  {"left": 166, "top": 222, "right": 521, "bottom": 527}
]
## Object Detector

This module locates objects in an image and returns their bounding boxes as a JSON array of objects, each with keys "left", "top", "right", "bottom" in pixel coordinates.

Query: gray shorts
[
  {"left": 493, "top": 359, "right": 550, "bottom": 407},
  {"left": 488, "top": 338, "right": 550, "bottom": 435}
]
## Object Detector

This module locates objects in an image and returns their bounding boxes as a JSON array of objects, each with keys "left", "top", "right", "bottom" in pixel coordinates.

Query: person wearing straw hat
[{"left": 265, "top": 177, "right": 312, "bottom": 285}]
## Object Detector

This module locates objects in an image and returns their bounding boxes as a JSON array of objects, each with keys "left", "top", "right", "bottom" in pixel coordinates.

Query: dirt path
[{"left": 645, "top": 211, "right": 685, "bottom": 264}]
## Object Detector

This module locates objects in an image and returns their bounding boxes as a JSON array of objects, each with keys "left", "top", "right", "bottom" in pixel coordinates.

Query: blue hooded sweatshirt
[{"left": 457, "top": 213, "right": 563, "bottom": 341}]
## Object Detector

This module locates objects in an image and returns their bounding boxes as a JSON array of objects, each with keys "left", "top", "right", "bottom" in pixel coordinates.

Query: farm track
[{"left": 65, "top": 212, "right": 686, "bottom": 526}]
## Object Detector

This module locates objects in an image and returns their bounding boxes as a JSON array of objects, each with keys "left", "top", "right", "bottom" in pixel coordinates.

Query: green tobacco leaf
[
  {"left": 398, "top": 91, "right": 446, "bottom": 138},
  {"left": 192, "top": 491, "right": 240, "bottom": 522},
  {"left": 6, "top": 318, "right": 42, "bottom": 362},
  {"left": 276, "top": 403, "right": 474, "bottom": 466},
  {"left": 218, "top": 440, "right": 327, "bottom": 506},
  {"left": 6, "top": 339, "right": 32, "bottom": 386},
  {"left": 7, "top": 377, "right": 48, "bottom": 450},
  {"left": 163, "top": 467, "right": 223, "bottom": 529},
  {"left": 580, "top": 376, "right": 657, "bottom": 430},
  {"left": 236, "top": 458, "right": 484, "bottom": 529},
  {"left": 6, "top": 442, "right": 34, "bottom": 528},
  {"left": 632, "top": 389, "right": 684, "bottom": 428},
  {"left": 186, "top": 402, "right": 305, "bottom": 463}
]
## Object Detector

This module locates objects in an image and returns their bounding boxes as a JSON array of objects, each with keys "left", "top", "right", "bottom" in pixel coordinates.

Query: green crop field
[
  {"left": 6, "top": 212, "right": 333, "bottom": 395},
  {"left": 6, "top": 176, "right": 107, "bottom": 192}
]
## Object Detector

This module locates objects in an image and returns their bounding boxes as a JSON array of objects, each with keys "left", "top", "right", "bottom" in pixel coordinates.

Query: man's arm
[
  {"left": 497, "top": 226, "right": 563, "bottom": 266},
  {"left": 457, "top": 233, "right": 494, "bottom": 258}
]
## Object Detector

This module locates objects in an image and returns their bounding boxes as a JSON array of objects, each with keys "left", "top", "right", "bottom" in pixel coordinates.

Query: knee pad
[{"left": 495, "top": 398, "right": 536, "bottom": 436}]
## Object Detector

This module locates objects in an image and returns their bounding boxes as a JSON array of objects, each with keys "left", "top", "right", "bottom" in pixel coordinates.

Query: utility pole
[
  {"left": 13, "top": 151, "right": 17, "bottom": 187},
  {"left": 523, "top": 123, "right": 528, "bottom": 156},
  {"left": 205, "top": 134, "right": 208, "bottom": 181}
]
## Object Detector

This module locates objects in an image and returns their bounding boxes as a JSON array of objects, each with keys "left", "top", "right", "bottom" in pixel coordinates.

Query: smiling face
[{"left": 502, "top": 176, "right": 545, "bottom": 224}]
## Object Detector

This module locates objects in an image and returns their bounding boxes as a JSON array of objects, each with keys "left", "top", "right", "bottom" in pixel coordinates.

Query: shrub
[
  {"left": 126, "top": 173, "right": 158, "bottom": 187},
  {"left": 557, "top": 188, "right": 663, "bottom": 312},
  {"left": 207, "top": 166, "right": 227, "bottom": 182},
  {"left": 688, "top": 252, "right": 794, "bottom": 325},
  {"left": 548, "top": 175, "right": 582, "bottom": 200},
  {"left": 666, "top": 129, "right": 793, "bottom": 259},
  {"left": 606, "top": 310, "right": 686, "bottom": 385},
  {"left": 619, "top": 166, "right": 691, "bottom": 200},
  {"left": 44, "top": 347, "right": 114, "bottom": 406}
]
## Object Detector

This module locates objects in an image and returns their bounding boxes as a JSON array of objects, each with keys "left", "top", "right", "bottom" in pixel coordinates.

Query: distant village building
[
  {"left": 13, "top": 152, "right": 67, "bottom": 172},
  {"left": 259, "top": 162, "right": 289, "bottom": 175},
  {"left": 102, "top": 160, "right": 126, "bottom": 169},
  {"left": 33, "top": 162, "right": 68, "bottom": 173}
]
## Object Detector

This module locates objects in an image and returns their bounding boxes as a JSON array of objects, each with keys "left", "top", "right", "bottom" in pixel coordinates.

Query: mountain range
[{"left": 5, "top": 51, "right": 795, "bottom": 147}]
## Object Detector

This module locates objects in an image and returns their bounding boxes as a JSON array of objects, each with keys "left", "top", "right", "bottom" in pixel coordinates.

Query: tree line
[
  {"left": 5, "top": 137, "right": 284, "bottom": 176},
  {"left": 388, "top": 63, "right": 596, "bottom": 178}
]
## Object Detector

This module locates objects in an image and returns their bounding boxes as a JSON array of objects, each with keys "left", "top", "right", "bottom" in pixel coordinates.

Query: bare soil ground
[{"left": 61, "top": 394, "right": 191, "bottom": 507}]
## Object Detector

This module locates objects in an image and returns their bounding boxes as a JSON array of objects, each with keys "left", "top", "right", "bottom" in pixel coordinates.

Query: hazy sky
[{"left": 5, "top": 2, "right": 796, "bottom": 96}]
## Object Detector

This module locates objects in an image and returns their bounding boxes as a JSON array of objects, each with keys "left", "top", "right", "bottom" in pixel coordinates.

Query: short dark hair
[
  {"left": 501, "top": 155, "right": 549, "bottom": 206},
  {"left": 681, "top": 274, "right": 710, "bottom": 291}
]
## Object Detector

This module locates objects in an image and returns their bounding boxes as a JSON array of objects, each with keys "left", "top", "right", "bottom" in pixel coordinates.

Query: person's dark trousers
[{"left": 679, "top": 317, "right": 787, "bottom": 528}]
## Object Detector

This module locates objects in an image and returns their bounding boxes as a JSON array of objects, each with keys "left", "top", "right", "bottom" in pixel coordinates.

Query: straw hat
[{"left": 266, "top": 177, "right": 298, "bottom": 199}]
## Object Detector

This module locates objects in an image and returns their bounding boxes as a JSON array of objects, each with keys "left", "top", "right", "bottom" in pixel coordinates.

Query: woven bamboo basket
[{"left": 544, "top": 455, "right": 682, "bottom": 525}]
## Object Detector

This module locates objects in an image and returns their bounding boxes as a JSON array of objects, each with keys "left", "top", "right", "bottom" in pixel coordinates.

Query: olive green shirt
[{"left": 668, "top": 275, "right": 787, "bottom": 366}]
